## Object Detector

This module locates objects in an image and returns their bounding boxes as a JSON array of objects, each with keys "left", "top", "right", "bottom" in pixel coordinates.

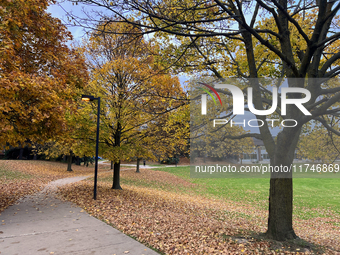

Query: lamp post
[{"left": 81, "top": 95, "right": 100, "bottom": 200}]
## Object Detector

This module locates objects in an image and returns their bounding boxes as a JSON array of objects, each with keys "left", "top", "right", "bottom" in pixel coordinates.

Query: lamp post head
[{"left": 82, "top": 95, "right": 95, "bottom": 101}]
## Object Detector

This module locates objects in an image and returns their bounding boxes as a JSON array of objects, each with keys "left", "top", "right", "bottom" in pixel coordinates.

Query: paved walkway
[{"left": 0, "top": 177, "right": 159, "bottom": 255}]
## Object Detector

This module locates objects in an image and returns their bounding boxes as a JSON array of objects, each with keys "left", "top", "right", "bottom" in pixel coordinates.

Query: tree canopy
[
  {"left": 79, "top": 22, "right": 188, "bottom": 189},
  {"left": 0, "top": 0, "right": 88, "bottom": 147}
]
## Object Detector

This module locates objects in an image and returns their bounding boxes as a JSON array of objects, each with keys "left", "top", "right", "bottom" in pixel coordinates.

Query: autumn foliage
[
  {"left": 79, "top": 22, "right": 188, "bottom": 188},
  {"left": 0, "top": 0, "right": 88, "bottom": 146}
]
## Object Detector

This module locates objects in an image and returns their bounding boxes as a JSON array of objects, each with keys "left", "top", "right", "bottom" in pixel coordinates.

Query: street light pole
[
  {"left": 93, "top": 97, "right": 100, "bottom": 200},
  {"left": 81, "top": 95, "right": 100, "bottom": 200}
]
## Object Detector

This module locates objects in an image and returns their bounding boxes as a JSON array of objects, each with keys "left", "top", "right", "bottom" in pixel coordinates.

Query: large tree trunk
[
  {"left": 112, "top": 121, "right": 122, "bottom": 189},
  {"left": 240, "top": 1, "right": 300, "bottom": 238},
  {"left": 67, "top": 151, "right": 73, "bottom": 172},
  {"left": 112, "top": 161, "right": 122, "bottom": 189},
  {"left": 265, "top": 128, "right": 301, "bottom": 240},
  {"left": 136, "top": 158, "right": 141, "bottom": 173},
  {"left": 111, "top": 160, "right": 114, "bottom": 170},
  {"left": 267, "top": 178, "right": 297, "bottom": 240}
]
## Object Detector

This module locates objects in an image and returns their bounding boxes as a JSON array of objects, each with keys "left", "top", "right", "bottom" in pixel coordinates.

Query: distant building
[
  {"left": 241, "top": 138, "right": 268, "bottom": 162},
  {"left": 242, "top": 137, "right": 301, "bottom": 163}
]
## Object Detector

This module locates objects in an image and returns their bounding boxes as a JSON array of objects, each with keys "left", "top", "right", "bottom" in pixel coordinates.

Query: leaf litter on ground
[
  {"left": 56, "top": 169, "right": 340, "bottom": 255},
  {"left": 0, "top": 160, "right": 111, "bottom": 212}
]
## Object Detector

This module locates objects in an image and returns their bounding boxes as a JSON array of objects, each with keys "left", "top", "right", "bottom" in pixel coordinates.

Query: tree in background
[
  {"left": 80, "top": 22, "right": 188, "bottom": 189},
  {"left": 298, "top": 118, "right": 340, "bottom": 163},
  {"left": 68, "top": 0, "right": 340, "bottom": 240},
  {"left": 0, "top": 0, "right": 88, "bottom": 150},
  {"left": 188, "top": 77, "right": 255, "bottom": 163},
  {"left": 32, "top": 102, "right": 99, "bottom": 171}
]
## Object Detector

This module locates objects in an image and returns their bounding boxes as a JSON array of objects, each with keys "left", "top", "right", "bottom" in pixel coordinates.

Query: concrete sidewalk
[{"left": 0, "top": 177, "right": 159, "bottom": 255}]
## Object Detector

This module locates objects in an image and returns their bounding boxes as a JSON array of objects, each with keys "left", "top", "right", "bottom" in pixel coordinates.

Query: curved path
[{"left": 0, "top": 176, "right": 159, "bottom": 255}]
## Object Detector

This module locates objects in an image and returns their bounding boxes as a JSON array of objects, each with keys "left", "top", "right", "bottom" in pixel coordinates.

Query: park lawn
[
  {"left": 153, "top": 166, "right": 340, "bottom": 220},
  {"left": 99, "top": 165, "right": 340, "bottom": 220},
  {"left": 57, "top": 166, "right": 340, "bottom": 254}
]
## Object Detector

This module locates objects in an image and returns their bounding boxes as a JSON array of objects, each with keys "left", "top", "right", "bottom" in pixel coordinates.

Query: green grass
[
  {"left": 158, "top": 165, "right": 190, "bottom": 178},
  {"left": 98, "top": 165, "right": 340, "bottom": 219},
  {"left": 0, "top": 165, "right": 34, "bottom": 181},
  {"left": 153, "top": 166, "right": 340, "bottom": 219}
]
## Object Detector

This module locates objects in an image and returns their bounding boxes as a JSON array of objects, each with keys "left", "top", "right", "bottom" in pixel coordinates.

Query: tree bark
[
  {"left": 112, "top": 161, "right": 122, "bottom": 189},
  {"left": 67, "top": 151, "right": 73, "bottom": 172},
  {"left": 111, "top": 160, "right": 114, "bottom": 170},
  {"left": 136, "top": 158, "right": 141, "bottom": 173},
  {"left": 112, "top": 120, "right": 122, "bottom": 189},
  {"left": 266, "top": 178, "right": 297, "bottom": 240},
  {"left": 265, "top": 128, "right": 301, "bottom": 240}
]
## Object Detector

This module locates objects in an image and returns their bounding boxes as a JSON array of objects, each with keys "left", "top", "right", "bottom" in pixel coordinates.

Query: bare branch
[
  {"left": 270, "top": 0, "right": 310, "bottom": 44},
  {"left": 250, "top": 2, "right": 260, "bottom": 28},
  {"left": 214, "top": 0, "right": 299, "bottom": 76},
  {"left": 316, "top": 32, "right": 340, "bottom": 48},
  {"left": 319, "top": 52, "right": 340, "bottom": 76},
  {"left": 320, "top": 85, "right": 340, "bottom": 95},
  {"left": 315, "top": 117, "right": 340, "bottom": 136},
  {"left": 304, "top": 92, "right": 340, "bottom": 122}
]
